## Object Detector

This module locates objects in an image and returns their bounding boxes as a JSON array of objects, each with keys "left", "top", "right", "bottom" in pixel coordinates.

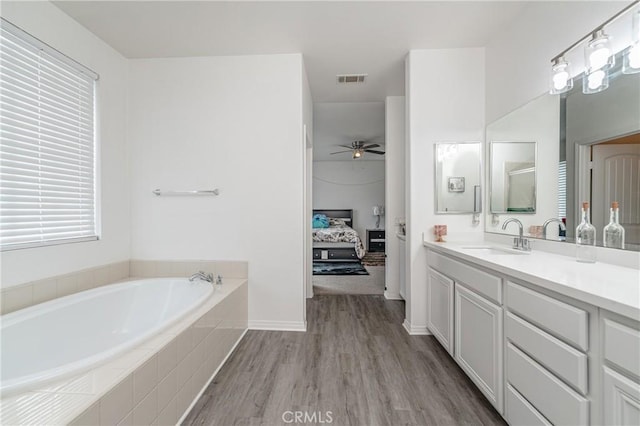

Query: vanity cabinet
[
  {"left": 425, "top": 246, "right": 640, "bottom": 425},
  {"left": 426, "top": 268, "right": 454, "bottom": 355},
  {"left": 455, "top": 283, "right": 503, "bottom": 410},
  {"left": 601, "top": 313, "right": 640, "bottom": 425},
  {"left": 426, "top": 250, "right": 503, "bottom": 412}
]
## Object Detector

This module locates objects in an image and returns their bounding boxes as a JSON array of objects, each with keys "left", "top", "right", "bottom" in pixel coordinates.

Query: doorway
[{"left": 310, "top": 102, "right": 386, "bottom": 295}]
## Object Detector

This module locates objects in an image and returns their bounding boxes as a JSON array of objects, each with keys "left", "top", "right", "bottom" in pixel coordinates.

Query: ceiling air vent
[{"left": 337, "top": 74, "right": 367, "bottom": 84}]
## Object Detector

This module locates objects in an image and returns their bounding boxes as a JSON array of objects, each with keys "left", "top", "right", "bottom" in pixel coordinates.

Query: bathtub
[{"left": 1, "top": 278, "right": 213, "bottom": 397}]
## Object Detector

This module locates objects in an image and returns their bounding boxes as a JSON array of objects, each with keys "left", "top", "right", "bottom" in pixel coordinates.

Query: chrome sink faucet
[
  {"left": 542, "top": 218, "right": 566, "bottom": 239},
  {"left": 502, "top": 218, "right": 531, "bottom": 251},
  {"left": 189, "top": 271, "right": 214, "bottom": 283}
]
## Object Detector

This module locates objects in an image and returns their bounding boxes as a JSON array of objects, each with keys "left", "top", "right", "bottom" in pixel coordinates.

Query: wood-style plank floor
[{"left": 183, "top": 295, "right": 506, "bottom": 426}]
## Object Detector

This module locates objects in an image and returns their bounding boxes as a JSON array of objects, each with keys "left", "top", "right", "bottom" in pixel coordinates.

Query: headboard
[{"left": 313, "top": 209, "right": 353, "bottom": 227}]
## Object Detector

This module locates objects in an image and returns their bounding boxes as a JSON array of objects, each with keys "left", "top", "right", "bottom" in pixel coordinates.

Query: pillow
[
  {"left": 329, "top": 218, "right": 347, "bottom": 226},
  {"left": 312, "top": 214, "right": 329, "bottom": 229}
]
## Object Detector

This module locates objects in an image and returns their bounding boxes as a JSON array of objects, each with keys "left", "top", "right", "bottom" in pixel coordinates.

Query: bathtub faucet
[{"left": 189, "top": 271, "right": 214, "bottom": 283}]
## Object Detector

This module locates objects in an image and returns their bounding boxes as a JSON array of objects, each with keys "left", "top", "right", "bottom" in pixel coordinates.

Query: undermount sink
[{"left": 460, "top": 246, "right": 529, "bottom": 255}]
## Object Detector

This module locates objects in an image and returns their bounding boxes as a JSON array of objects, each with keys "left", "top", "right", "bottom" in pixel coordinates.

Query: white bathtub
[{"left": 1, "top": 278, "right": 213, "bottom": 397}]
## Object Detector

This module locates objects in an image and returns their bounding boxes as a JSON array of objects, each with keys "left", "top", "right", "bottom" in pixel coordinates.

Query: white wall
[
  {"left": 0, "top": 1, "right": 130, "bottom": 288},
  {"left": 384, "top": 96, "right": 405, "bottom": 300},
  {"left": 128, "top": 54, "right": 307, "bottom": 330},
  {"left": 405, "top": 48, "right": 485, "bottom": 334},
  {"left": 312, "top": 161, "right": 385, "bottom": 239}
]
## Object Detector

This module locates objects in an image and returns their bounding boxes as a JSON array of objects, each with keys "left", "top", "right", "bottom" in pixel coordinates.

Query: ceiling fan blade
[
  {"left": 330, "top": 150, "right": 352, "bottom": 155},
  {"left": 361, "top": 144, "right": 380, "bottom": 149},
  {"left": 338, "top": 144, "right": 355, "bottom": 149},
  {"left": 365, "top": 150, "right": 385, "bottom": 155}
]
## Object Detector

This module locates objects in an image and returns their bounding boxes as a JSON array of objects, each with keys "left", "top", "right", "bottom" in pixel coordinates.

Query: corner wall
[
  {"left": 127, "top": 54, "right": 307, "bottom": 330},
  {"left": 384, "top": 96, "right": 405, "bottom": 299},
  {"left": 405, "top": 48, "right": 485, "bottom": 333},
  {"left": 0, "top": 1, "right": 130, "bottom": 287}
]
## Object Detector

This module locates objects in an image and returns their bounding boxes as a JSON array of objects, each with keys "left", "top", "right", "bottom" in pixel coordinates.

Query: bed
[{"left": 312, "top": 209, "right": 366, "bottom": 262}]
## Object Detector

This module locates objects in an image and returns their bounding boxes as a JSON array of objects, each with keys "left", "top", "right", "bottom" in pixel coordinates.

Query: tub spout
[{"left": 189, "top": 271, "right": 213, "bottom": 283}]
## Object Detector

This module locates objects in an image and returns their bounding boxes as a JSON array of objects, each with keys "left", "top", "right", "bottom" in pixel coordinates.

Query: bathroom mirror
[
  {"left": 489, "top": 142, "right": 537, "bottom": 214},
  {"left": 484, "top": 50, "right": 640, "bottom": 251},
  {"left": 434, "top": 142, "right": 482, "bottom": 214}
]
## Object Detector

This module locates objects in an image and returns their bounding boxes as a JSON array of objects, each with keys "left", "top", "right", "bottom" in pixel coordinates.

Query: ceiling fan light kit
[{"left": 330, "top": 140, "right": 385, "bottom": 159}]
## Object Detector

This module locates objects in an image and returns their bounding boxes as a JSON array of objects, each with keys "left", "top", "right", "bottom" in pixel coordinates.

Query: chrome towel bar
[{"left": 152, "top": 189, "right": 219, "bottom": 196}]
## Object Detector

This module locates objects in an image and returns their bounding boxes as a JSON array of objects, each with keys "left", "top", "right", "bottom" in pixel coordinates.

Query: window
[{"left": 0, "top": 19, "right": 99, "bottom": 250}]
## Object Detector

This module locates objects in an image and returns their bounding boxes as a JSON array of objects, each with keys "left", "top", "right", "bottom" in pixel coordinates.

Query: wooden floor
[{"left": 183, "top": 295, "right": 506, "bottom": 426}]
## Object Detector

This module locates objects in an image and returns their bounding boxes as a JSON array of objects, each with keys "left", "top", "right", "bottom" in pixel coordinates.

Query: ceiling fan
[{"left": 330, "top": 140, "right": 385, "bottom": 159}]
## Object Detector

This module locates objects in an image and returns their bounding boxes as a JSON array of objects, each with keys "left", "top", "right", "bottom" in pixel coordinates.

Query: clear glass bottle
[
  {"left": 576, "top": 202, "right": 597, "bottom": 263},
  {"left": 604, "top": 201, "right": 625, "bottom": 249}
]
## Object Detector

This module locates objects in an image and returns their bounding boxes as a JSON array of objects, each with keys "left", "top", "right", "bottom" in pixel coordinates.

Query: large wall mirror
[
  {"left": 435, "top": 142, "right": 482, "bottom": 214},
  {"left": 485, "top": 51, "right": 640, "bottom": 251}
]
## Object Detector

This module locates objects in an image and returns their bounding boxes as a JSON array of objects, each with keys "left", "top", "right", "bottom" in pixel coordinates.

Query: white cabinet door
[
  {"left": 603, "top": 366, "right": 640, "bottom": 426},
  {"left": 427, "top": 268, "right": 454, "bottom": 355},
  {"left": 455, "top": 283, "right": 503, "bottom": 413}
]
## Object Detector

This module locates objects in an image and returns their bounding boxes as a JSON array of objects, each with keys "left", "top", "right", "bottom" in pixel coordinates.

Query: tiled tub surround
[
  {"left": 0, "top": 279, "right": 249, "bottom": 425},
  {"left": 0, "top": 259, "right": 248, "bottom": 314}
]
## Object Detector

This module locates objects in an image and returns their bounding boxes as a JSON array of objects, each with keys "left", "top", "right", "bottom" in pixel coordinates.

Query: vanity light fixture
[
  {"left": 549, "top": 56, "right": 573, "bottom": 94},
  {"left": 623, "top": 10, "right": 640, "bottom": 74},
  {"left": 549, "top": 0, "right": 639, "bottom": 95},
  {"left": 582, "top": 30, "right": 613, "bottom": 94}
]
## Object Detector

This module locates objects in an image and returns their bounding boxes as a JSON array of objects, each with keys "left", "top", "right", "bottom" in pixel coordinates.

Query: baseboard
[
  {"left": 248, "top": 320, "right": 307, "bottom": 332},
  {"left": 402, "top": 319, "right": 431, "bottom": 335},
  {"left": 178, "top": 327, "right": 249, "bottom": 424},
  {"left": 384, "top": 291, "right": 403, "bottom": 300}
]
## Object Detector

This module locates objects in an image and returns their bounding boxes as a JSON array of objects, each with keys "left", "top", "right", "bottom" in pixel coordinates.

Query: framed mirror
[
  {"left": 434, "top": 142, "right": 481, "bottom": 214},
  {"left": 489, "top": 142, "right": 537, "bottom": 214}
]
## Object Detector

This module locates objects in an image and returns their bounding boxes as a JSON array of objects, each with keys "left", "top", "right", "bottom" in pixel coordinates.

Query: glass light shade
[
  {"left": 585, "top": 30, "right": 614, "bottom": 72},
  {"left": 549, "top": 57, "right": 573, "bottom": 94},
  {"left": 582, "top": 68, "right": 610, "bottom": 94},
  {"left": 353, "top": 150, "right": 362, "bottom": 159},
  {"left": 623, "top": 43, "right": 640, "bottom": 74}
]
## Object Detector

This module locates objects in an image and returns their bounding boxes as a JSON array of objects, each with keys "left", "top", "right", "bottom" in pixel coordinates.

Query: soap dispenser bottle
[
  {"left": 576, "top": 202, "right": 596, "bottom": 263},
  {"left": 604, "top": 201, "right": 625, "bottom": 249}
]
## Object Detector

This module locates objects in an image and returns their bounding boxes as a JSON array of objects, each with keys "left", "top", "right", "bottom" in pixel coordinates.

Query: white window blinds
[{"left": 0, "top": 19, "right": 99, "bottom": 250}]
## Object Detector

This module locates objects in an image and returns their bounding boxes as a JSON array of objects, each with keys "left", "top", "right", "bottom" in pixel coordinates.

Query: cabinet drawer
[
  {"left": 369, "top": 242, "right": 385, "bottom": 252},
  {"left": 603, "top": 319, "right": 640, "bottom": 377},
  {"left": 427, "top": 250, "right": 502, "bottom": 304},
  {"left": 328, "top": 249, "right": 357, "bottom": 259},
  {"left": 506, "top": 384, "right": 551, "bottom": 426},
  {"left": 368, "top": 230, "right": 385, "bottom": 239},
  {"left": 507, "top": 343, "right": 589, "bottom": 426},
  {"left": 506, "top": 281, "right": 588, "bottom": 351},
  {"left": 506, "top": 312, "right": 588, "bottom": 394}
]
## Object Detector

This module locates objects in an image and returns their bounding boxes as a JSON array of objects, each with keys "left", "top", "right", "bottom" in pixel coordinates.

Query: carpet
[
  {"left": 362, "top": 252, "right": 386, "bottom": 266},
  {"left": 312, "top": 262, "right": 369, "bottom": 276},
  {"left": 313, "top": 265, "right": 385, "bottom": 295}
]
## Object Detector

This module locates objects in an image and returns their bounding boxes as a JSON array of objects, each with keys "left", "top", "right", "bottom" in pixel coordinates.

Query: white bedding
[{"left": 312, "top": 223, "right": 366, "bottom": 258}]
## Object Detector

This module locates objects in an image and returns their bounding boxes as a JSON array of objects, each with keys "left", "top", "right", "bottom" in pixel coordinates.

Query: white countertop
[{"left": 423, "top": 240, "right": 640, "bottom": 321}]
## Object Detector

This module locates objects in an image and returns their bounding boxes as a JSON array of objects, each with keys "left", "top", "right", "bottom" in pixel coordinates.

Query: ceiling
[
  {"left": 313, "top": 102, "right": 385, "bottom": 161},
  {"left": 53, "top": 1, "right": 529, "bottom": 104}
]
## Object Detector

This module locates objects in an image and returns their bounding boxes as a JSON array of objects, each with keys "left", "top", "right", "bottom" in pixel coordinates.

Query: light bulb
[
  {"left": 585, "top": 30, "right": 614, "bottom": 72},
  {"left": 589, "top": 47, "right": 611, "bottom": 69},
  {"left": 623, "top": 43, "right": 640, "bottom": 74},
  {"left": 549, "top": 56, "right": 573, "bottom": 94},
  {"left": 354, "top": 151, "right": 361, "bottom": 158},
  {"left": 583, "top": 68, "right": 609, "bottom": 94},
  {"left": 588, "top": 70, "right": 605, "bottom": 89},
  {"left": 553, "top": 70, "right": 570, "bottom": 90}
]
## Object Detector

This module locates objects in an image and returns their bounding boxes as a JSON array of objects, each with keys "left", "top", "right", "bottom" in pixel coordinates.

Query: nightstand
[{"left": 366, "top": 229, "right": 386, "bottom": 252}]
